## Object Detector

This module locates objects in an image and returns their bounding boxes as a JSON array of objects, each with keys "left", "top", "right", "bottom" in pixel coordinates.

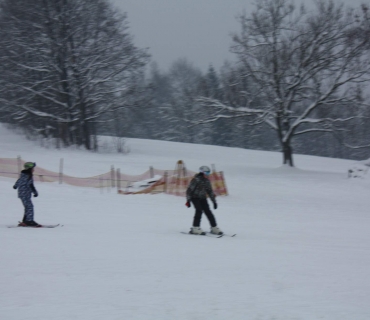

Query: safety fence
[
  {"left": 0, "top": 158, "right": 228, "bottom": 197},
  {"left": 119, "top": 161, "right": 228, "bottom": 197}
]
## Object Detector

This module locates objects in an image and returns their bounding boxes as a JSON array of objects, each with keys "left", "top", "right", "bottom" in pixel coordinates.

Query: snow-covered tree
[
  {"left": 196, "top": 0, "right": 370, "bottom": 166},
  {"left": 0, "top": 0, "right": 149, "bottom": 150},
  {"left": 159, "top": 59, "right": 203, "bottom": 143}
]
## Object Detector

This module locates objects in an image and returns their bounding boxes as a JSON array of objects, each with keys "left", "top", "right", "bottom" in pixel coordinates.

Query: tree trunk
[
  {"left": 82, "top": 120, "right": 91, "bottom": 150},
  {"left": 282, "top": 143, "right": 294, "bottom": 167}
]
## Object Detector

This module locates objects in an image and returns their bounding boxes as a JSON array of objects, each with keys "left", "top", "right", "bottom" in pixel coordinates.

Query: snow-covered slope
[{"left": 1, "top": 124, "right": 369, "bottom": 320}]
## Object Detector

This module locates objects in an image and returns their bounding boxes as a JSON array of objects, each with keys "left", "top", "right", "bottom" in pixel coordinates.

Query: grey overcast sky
[{"left": 110, "top": 0, "right": 367, "bottom": 72}]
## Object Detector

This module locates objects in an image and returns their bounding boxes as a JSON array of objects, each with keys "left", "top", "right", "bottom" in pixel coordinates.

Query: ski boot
[
  {"left": 210, "top": 226, "right": 223, "bottom": 235},
  {"left": 189, "top": 227, "right": 206, "bottom": 235},
  {"left": 18, "top": 221, "right": 42, "bottom": 227}
]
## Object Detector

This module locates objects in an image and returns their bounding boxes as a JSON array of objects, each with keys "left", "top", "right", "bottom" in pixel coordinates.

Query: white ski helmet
[{"left": 199, "top": 165, "right": 211, "bottom": 175}]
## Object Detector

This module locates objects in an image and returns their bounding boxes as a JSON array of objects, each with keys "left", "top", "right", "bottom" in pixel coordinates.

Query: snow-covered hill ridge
[{"left": 0, "top": 123, "right": 358, "bottom": 177}]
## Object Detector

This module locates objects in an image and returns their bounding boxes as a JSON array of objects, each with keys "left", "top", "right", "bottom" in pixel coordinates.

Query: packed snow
[{"left": 1, "top": 124, "right": 369, "bottom": 320}]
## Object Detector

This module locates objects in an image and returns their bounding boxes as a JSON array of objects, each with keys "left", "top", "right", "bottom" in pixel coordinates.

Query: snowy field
[{"left": 1, "top": 124, "right": 369, "bottom": 320}]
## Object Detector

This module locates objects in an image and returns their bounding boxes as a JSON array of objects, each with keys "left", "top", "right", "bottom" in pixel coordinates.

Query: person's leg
[
  {"left": 20, "top": 197, "right": 34, "bottom": 222},
  {"left": 191, "top": 198, "right": 203, "bottom": 227},
  {"left": 199, "top": 198, "right": 217, "bottom": 227},
  {"left": 22, "top": 205, "right": 26, "bottom": 222}
]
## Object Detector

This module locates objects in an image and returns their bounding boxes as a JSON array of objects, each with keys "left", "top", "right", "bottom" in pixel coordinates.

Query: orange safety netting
[
  {"left": 0, "top": 158, "right": 228, "bottom": 196},
  {"left": 119, "top": 160, "right": 228, "bottom": 197}
]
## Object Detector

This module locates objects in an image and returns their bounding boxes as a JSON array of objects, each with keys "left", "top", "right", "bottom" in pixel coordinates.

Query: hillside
[{"left": 1, "top": 124, "right": 369, "bottom": 320}]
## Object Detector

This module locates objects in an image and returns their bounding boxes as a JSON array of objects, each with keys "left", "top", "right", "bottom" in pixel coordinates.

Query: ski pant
[
  {"left": 191, "top": 198, "right": 217, "bottom": 228},
  {"left": 20, "top": 197, "right": 34, "bottom": 222}
]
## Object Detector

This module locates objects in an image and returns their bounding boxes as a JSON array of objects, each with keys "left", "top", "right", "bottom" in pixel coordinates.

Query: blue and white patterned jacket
[{"left": 14, "top": 170, "right": 38, "bottom": 199}]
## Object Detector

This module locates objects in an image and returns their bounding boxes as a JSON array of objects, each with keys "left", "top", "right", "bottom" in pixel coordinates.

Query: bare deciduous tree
[
  {"left": 197, "top": 0, "right": 370, "bottom": 166},
  {"left": 159, "top": 59, "right": 203, "bottom": 143}
]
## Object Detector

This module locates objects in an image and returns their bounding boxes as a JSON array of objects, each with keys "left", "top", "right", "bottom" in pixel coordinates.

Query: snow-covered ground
[{"left": 1, "top": 124, "right": 369, "bottom": 320}]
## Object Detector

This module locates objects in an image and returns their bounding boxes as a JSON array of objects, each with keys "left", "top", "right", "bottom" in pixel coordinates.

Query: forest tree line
[{"left": 1, "top": 0, "right": 370, "bottom": 164}]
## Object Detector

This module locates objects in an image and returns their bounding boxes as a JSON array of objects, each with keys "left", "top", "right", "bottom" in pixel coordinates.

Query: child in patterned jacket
[{"left": 13, "top": 162, "right": 40, "bottom": 227}]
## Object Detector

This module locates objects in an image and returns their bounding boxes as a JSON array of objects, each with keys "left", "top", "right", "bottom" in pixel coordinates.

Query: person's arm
[
  {"left": 206, "top": 180, "right": 217, "bottom": 210},
  {"left": 185, "top": 178, "right": 197, "bottom": 207},
  {"left": 205, "top": 180, "right": 216, "bottom": 203},
  {"left": 13, "top": 177, "right": 20, "bottom": 189},
  {"left": 186, "top": 178, "right": 197, "bottom": 201},
  {"left": 30, "top": 181, "right": 38, "bottom": 197}
]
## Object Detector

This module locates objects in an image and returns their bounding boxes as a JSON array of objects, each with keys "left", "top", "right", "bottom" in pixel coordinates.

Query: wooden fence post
[
  {"left": 182, "top": 166, "right": 187, "bottom": 177},
  {"left": 59, "top": 158, "right": 64, "bottom": 184},
  {"left": 211, "top": 163, "right": 216, "bottom": 173},
  {"left": 17, "top": 155, "right": 22, "bottom": 176},
  {"left": 220, "top": 171, "right": 228, "bottom": 196},
  {"left": 111, "top": 165, "right": 115, "bottom": 188},
  {"left": 163, "top": 171, "right": 168, "bottom": 193},
  {"left": 116, "top": 169, "right": 121, "bottom": 193}
]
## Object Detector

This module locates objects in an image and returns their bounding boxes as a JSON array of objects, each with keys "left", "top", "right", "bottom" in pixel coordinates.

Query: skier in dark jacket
[
  {"left": 13, "top": 162, "right": 40, "bottom": 227},
  {"left": 185, "top": 165, "right": 223, "bottom": 235}
]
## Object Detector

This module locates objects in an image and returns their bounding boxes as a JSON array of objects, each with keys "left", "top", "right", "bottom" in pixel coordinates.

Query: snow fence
[{"left": 0, "top": 158, "right": 228, "bottom": 197}]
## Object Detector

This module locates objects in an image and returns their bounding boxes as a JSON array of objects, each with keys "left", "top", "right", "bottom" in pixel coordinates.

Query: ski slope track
[{"left": 0, "top": 124, "right": 369, "bottom": 320}]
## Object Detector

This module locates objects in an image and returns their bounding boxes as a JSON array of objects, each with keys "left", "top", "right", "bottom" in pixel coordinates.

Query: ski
[
  {"left": 207, "top": 232, "right": 236, "bottom": 237},
  {"left": 181, "top": 231, "right": 224, "bottom": 238},
  {"left": 7, "top": 224, "right": 60, "bottom": 228}
]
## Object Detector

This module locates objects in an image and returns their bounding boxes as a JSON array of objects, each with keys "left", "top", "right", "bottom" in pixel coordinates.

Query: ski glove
[
  {"left": 13, "top": 185, "right": 17, "bottom": 189},
  {"left": 213, "top": 202, "right": 217, "bottom": 210},
  {"left": 33, "top": 191, "right": 38, "bottom": 197},
  {"left": 185, "top": 201, "right": 191, "bottom": 208}
]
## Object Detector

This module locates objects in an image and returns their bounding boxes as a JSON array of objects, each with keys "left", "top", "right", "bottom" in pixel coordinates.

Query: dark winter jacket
[
  {"left": 186, "top": 173, "right": 216, "bottom": 202},
  {"left": 13, "top": 169, "right": 38, "bottom": 199}
]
